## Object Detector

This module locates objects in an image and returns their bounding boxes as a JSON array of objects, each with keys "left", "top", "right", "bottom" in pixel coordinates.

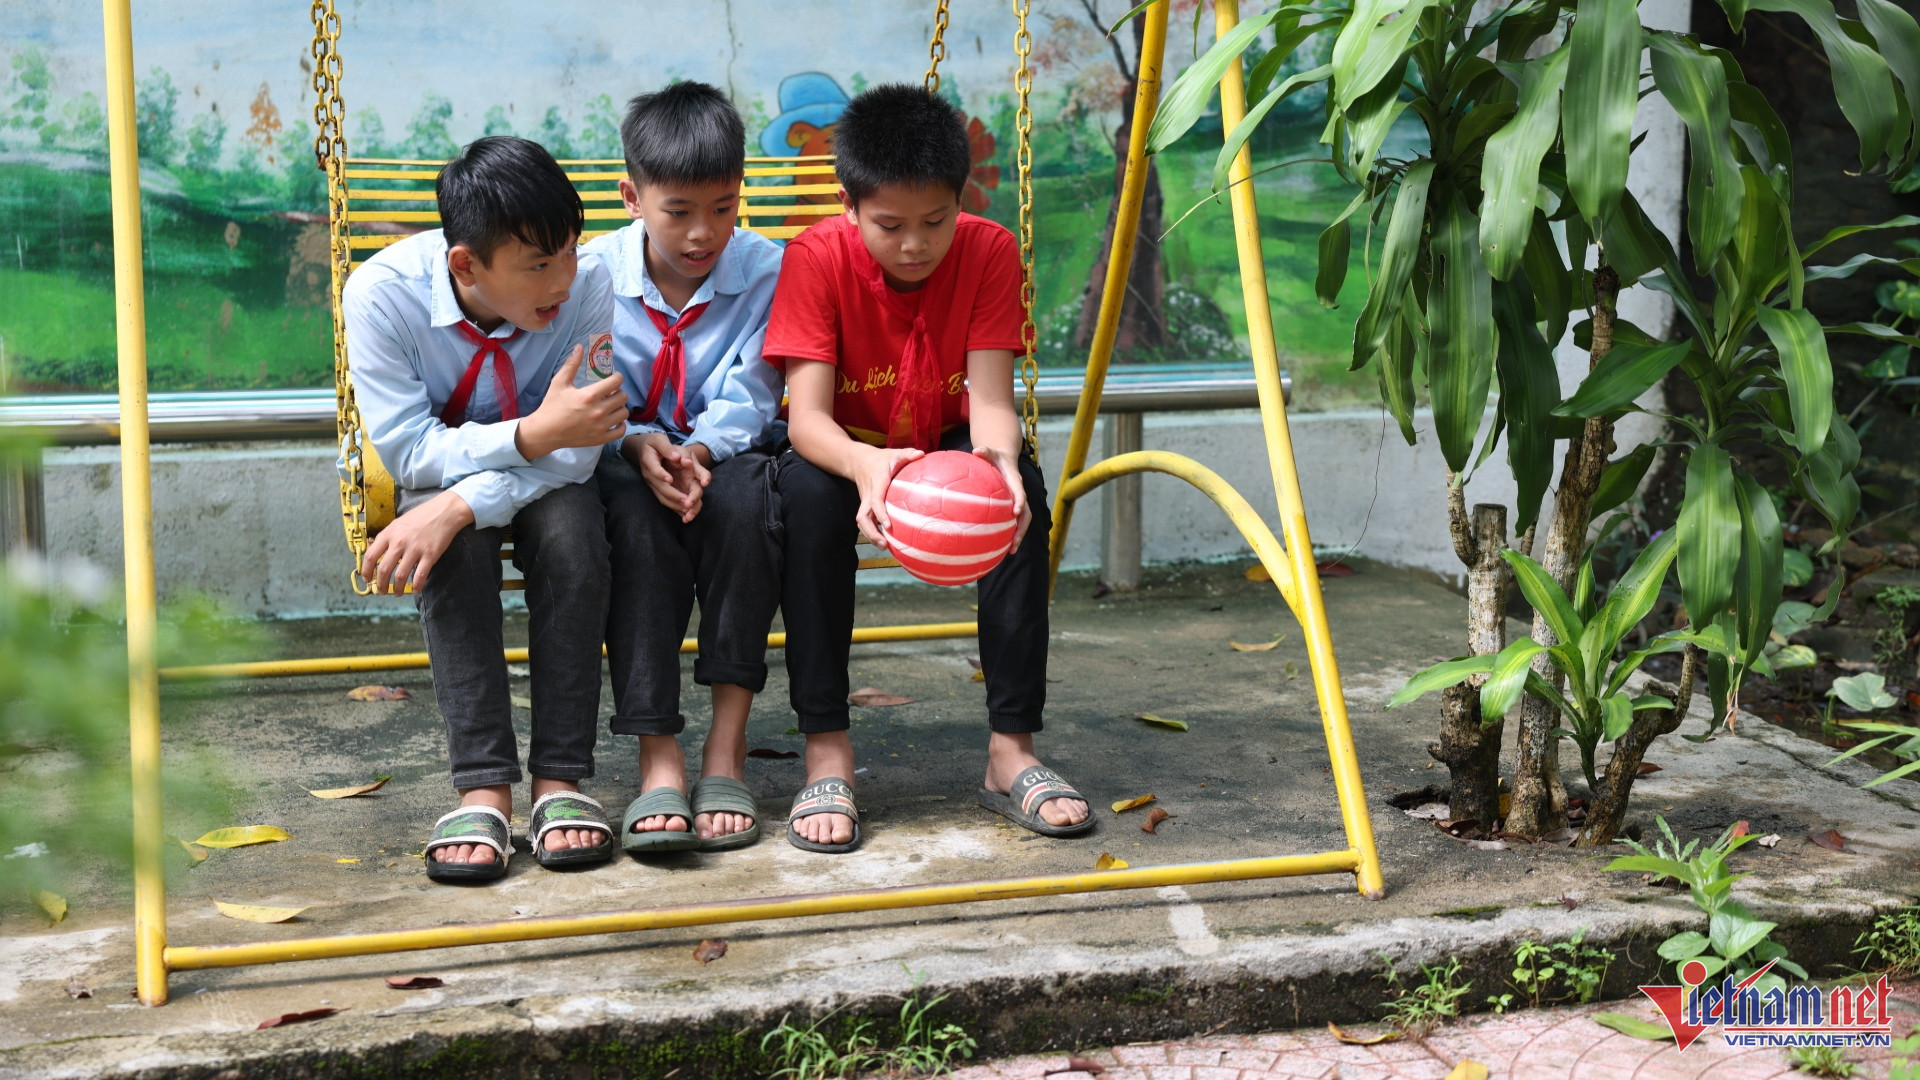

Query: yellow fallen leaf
[
  {"left": 213, "top": 900, "right": 307, "bottom": 923},
  {"left": 192, "top": 826, "right": 291, "bottom": 849},
  {"left": 167, "top": 834, "right": 210, "bottom": 863},
  {"left": 346, "top": 684, "right": 409, "bottom": 701},
  {"left": 970, "top": 669, "right": 985, "bottom": 682},
  {"left": 1328, "top": 1021, "right": 1401, "bottom": 1046},
  {"left": 1229, "top": 639, "right": 1280, "bottom": 652},
  {"left": 335, "top": 858, "right": 360, "bottom": 864},
  {"left": 1135, "top": 713, "right": 1188, "bottom": 731},
  {"left": 1444, "top": 1062, "right": 1488, "bottom": 1080},
  {"left": 306, "top": 776, "right": 392, "bottom": 799},
  {"left": 1245, "top": 563, "right": 1271, "bottom": 582},
  {"left": 31, "top": 889, "right": 66, "bottom": 925},
  {"left": 1093, "top": 852, "right": 1129, "bottom": 870},
  {"left": 1111, "top": 793, "right": 1156, "bottom": 814}
]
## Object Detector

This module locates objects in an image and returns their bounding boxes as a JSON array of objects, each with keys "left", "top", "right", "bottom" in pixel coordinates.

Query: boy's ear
[
  {"left": 618, "top": 177, "right": 643, "bottom": 220},
  {"left": 447, "top": 243, "right": 481, "bottom": 286},
  {"left": 839, "top": 187, "right": 856, "bottom": 219}
]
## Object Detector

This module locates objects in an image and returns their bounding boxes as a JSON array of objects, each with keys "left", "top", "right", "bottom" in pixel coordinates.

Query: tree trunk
[
  {"left": 1072, "top": 14, "right": 1167, "bottom": 361},
  {"left": 1576, "top": 648, "right": 1699, "bottom": 846},
  {"left": 1429, "top": 488, "right": 1509, "bottom": 833},
  {"left": 1508, "top": 264, "right": 1622, "bottom": 837}
]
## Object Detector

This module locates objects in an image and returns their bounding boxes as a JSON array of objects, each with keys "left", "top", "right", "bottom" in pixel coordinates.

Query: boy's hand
[
  {"left": 852, "top": 446, "right": 925, "bottom": 548},
  {"left": 515, "top": 347, "right": 628, "bottom": 460},
  {"left": 973, "top": 445, "right": 1031, "bottom": 551},
  {"left": 623, "top": 433, "right": 711, "bottom": 524},
  {"left": 361, "top": 490, "right": 474, "bottom": 594}
]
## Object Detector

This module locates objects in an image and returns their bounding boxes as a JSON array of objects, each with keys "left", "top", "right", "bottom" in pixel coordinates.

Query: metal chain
[
  {"left": 1013, "top": 0, "right": 1040, "bottom": 451},
  {"left": 310, "top": 0, "right": 371, "bottom": 594},
  {"left": 925, "top": 0, "right": 951, "bottom": 93}
]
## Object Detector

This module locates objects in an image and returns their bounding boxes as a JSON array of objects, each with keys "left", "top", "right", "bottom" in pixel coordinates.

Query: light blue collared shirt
[
  {"left": 579, "top": 222, "right": 783, "bottom": 463},
  {"left": 342, "top": 229, "right": 616, "bottom": 529}
]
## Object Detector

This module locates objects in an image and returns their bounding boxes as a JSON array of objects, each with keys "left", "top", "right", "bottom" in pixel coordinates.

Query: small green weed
[
  {"left": 1892, "top": 1024, "right": 1920, "bottom": 1080},
  {"left": 1855, "top": 906, "right": 1920, "bottom": 978},
  {"left": 1873, "top": 585, "right": 1920, "bottom": 673},
  {"left": 1376, "top": 953, "right": 1471, "bottom": 1034},
  {"left": 1501, "top": 929, "right": 1613, "bottom": 1011},
  {"left": 760, "top": 970, "right": 976, "bottom": 1080},
  {"left": 1785, "top": 1043, "right": 1857, "bottom": 1078}
]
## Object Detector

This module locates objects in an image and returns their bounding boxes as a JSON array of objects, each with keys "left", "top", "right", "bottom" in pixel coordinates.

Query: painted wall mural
[{"left": 0, "top": 1, "right": 1378, "bottom": 407}]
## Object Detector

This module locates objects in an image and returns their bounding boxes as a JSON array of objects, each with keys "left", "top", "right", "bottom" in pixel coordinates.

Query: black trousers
[
  {"left": 598, "top": 448, "right": 783, "bottom": 737},
  {"left": 774, "top": 430, "right": 1052, "bottom": 735},
  {"left": 399, "top": 481, "right": 610, "bottom": 790}
]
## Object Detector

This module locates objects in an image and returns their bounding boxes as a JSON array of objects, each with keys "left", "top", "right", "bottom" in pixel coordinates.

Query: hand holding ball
[{"left": 882, "top": 451, "right": 1018, "bottom": 586}]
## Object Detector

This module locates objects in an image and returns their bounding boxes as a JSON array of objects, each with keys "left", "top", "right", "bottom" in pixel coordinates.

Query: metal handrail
[{"left": 0, "top": 365, "right": 1287, "bottom": 446}]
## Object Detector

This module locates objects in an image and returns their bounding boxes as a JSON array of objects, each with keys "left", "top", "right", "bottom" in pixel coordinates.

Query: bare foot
[
  {"left": 531, "top": 779, "right": 605, "bottom": 852},
  {"left": 983, "top": 732, "right": 1089, "bottom": 828},
  {"left": 791, "top": 731, "right": 856, "bottom": 847},
  {"left": 696, "top": 684, "right": 756, "bottom": 842},
  {"left": 631, "top": 734, "right": 692, "bottom": 835},
  {"left": 432, "top": 784, "right": 509, "bottom": 867}
]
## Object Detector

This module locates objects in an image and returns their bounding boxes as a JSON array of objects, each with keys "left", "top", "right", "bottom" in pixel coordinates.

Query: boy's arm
[
  {"left": 786, "top": 359, "right": 922, "bottom": 547},
  {"left": 965, "top": 348, "right": 1030, "bottom": 548}
]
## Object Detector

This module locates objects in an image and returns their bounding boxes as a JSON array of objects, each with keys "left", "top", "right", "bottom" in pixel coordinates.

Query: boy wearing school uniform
[
  {"left": 346, "top": 135, "right": 630, "bottom": 882},
  {"left": 580, "top": 82, "right": 785, "bottom": 853},
  {"left": 764, "top": 85, "right": 1093, "bottom": 853}
]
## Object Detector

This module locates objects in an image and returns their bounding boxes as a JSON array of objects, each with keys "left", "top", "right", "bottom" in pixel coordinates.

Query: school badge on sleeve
[{"left": 586, "top": 333, "right": 616, "bottom": 379}]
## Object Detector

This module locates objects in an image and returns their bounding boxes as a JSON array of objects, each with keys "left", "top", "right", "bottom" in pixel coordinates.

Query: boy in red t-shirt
[{"left": 763, "top": 84, "right": 1092, "bottom": 853}]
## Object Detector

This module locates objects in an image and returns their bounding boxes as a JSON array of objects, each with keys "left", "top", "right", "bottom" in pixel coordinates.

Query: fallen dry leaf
[
  {"left": 1327, "top": 1021, "right": 1401, "bottom": 1045},
  {"left": 1135, "top": 713, "right": 1188, "bottom": 731},
  {"left": 1316, "top": 560, "right": 1356, "bottom": 577},
  {"left": 384, "top": 976, "right": 443, "bottom": 990},
  {"left": 1810, "top": 828, "right": 1849, "bottom": 852},
  {"left": 336, "top": 858, "right": 360, "bottom": 864},
  {"left": 693, "top": 939, "right": 728, "bottom": 964},
  {"left": 1229, "top": 639, "right": 1280, "bottom": 652},
  {"left": 1094, "top": 852, "right": 1129, "bottom": 870},
  {"left": 1245, "top": 563, "right": 1271, "bottom": 582},
  {"left": 1730, "top": 820, "right": 1750, "bottom": 838},
  {"left": 1636, "top": 762, "right": 1662, "bottom": 776},
  {"left": 1111, "top": 793, "right": 1156, "bottom": 813},
  {"left": 1285, "top": 660, "right": 1299, "bottom": 680},
  {"left": 848, "top": 687, "right": 915, "bottom": 707},
  {"left": 1143, "top": 808, "right": 1171, "bottom": 834},
  {"left": 346, "top": 685, "right": 409, "bottom": 702},
  {"left": 64, "top": 979, "right": 90, "bottom": 999},
  {"left": 966, "top": 656, "right": 981, "bottom": 670},
  {"left": 193, "top": 826, "right": 291, "bottom": 849},
  {"left": 1757, "top": 833, "right": 1782, "bottom": 848},
  {"left": 971, "top": 669, "right": 985, "bottom": 682},
  {"left": 1444, "top": 1061, "right": 1489, "bottom": 1080},
  {"left": 214, "top": 900, "right": 308, "bottom": 924},
  {"left": 30, "top": 889, "right": 66, "bottom": 926},
  {"left": 257, "top": 1008, "right": 338, "bottom": 1030},
  {"left": 306, "top": 776, "right": 392, "bottom": 799},
  {"left": 1056, "top": 1059, "right": 1107, "bottom": 1076},
  {"left": 746, "top": 747, "right": 798, "bottom": 759},
  {"left": 1403, "top": 802, "right": 1451, "bottom": 821},
  {"left": 1560, "top": 894, "right": 1580, "bottom": 911},
  {"left": 167, "top": 834, "right": 210, "bottom": 864}
]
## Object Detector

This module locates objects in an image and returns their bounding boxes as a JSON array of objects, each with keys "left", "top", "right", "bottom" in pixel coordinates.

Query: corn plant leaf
[
  {"left": 1553, "top": 342, "right": 1696, "bottom": 419},
  {"left": 1523, "top": 210, "right": 1575, "bottom": 348},
  {"left": 1678, "top": 446, "right": 1741, "bottom": 631},
  {"left": 1339, "top": 58, "right": 1414, "bottom": 175},
  {"left": 1331, "top": 0, "right": 1437, "bottom": 115},
  {"left": 1351, "top": 160, "right": 1435, "bottom": 374},
  {"left": 1796, "top": 412, "right": 1861, "bottom": 532},
  {"left": 1315, "top": 187, "right": 1368, "bottom": 308},
  {"left": 1562, "top": 0, "right": 1641, "bottom": 225},
  {"left": 1732, "top": 474, "right": 1785, "bottom": 666},
  {"left": 1802, "top": 215, "right": 1920, "bottom": 260},
  {"left": 1755, "top": 305, "right": 1833, "bottom": 458},
  {"left": 1595, "top": 524, "right": 1680, "bottom": 677},
  {"left": 1748, "top": 0, "right": 1900, "bottom": 173},
  {"left": 1599, "top": 188, "right": 1681, "bottom": 288},
  {"left": 1380, "top": 300, "right": 1424, "bottom": 445},
  {"left": 1600, "top": 693, "right": 1635, "bottom": 743},
  {"left": 1481, "top": 43, "right": 1571, "bottom": 279},
  {"left": 1216, "top": 64, "right": 1337, "bottom": 193},
  {"left": 193, "top": 826, "right": 292, "bottom": 849},
  {"left": 1858, "top": 0, "right": 1920, "bottom": 177},
  {"left": 1482, "top": 639, "right": 1549, "bottom": 721},
  {"left": 1145, "top": 9, "right": 1280, "bottom": 152},
  {"left": 1501, "top": 549, "right": 1582, "bottom": 646},
  {"left": 1388, "top": 654, "right": 1500, "bottom": 708},
  {"left": 1493, "top": 274, "right": 1559, "bottom": 532},
  {"left": 1429, "top": 186, "right": 1498, "bottom": 473},
  {"left": 1647, "top": 34, "right": 1743, "bottom": 270},
  {"left": 213, "top": 900, "right": 308, "bottom": 923},
  {"left": 1592, "top": 444, "right": 1659, "bottom": 518}
]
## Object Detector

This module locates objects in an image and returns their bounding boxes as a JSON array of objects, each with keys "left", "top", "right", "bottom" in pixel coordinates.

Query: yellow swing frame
[{"left": 104, "top": 0, "right": 1383, "bottom": 1006}]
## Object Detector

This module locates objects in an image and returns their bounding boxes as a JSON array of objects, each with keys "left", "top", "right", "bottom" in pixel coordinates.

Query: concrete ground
[{"left": 4, "top": 562, "right": 1920, "bottom": 1079}]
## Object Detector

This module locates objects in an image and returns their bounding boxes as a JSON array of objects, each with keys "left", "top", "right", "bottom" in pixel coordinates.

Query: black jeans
[
  {"left": 774, "top": 430, "right": 1052, "bottom": 734},
  {"left": 400, "top": 480, "right": 610, "bottom": 791},
  {"left": 598, "top": 448, "right": 783, "bottom": 736}
]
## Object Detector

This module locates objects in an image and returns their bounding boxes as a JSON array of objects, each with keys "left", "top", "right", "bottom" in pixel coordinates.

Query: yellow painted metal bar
[
  {"left": 1058, "top": 450, "right": 1300, "bottom": 620},
  {"left": 163, "top": 849, "right": 1360, "bottom": 970},
  {"left": 156, "top": 622, "right": 980, "bottom": 682},
  {"left": 1212, "top": 0, "right": 1382, "bottom": 899},
  {"left": 101, "top": 0, "right": 169, "bottom": 1006},
  {"left": 1047, "top": 0, "right": 1167, "bottom": 592}
]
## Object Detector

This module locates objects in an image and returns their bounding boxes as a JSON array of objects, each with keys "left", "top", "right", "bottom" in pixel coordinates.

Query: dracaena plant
[{"left": 1147, "top": 0, "right": 1920, "bottom": 840}]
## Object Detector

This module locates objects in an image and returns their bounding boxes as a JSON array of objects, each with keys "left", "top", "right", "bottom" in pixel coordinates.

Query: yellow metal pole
[
  {"left": 1046, "top": 0, "right": 1168, "bottom": 592},
  {"left": 101, "top": 0, "right": 171, "bottom": 1002},
  {"left": 1211, "top": 0, "right": 1383, "bottom": 899},
  {"left": 164, "top": 849, "right": 1360, "bottom": 970}
]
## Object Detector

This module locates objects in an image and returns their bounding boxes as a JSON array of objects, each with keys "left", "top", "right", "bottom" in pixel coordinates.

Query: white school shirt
[
  {"left": 578, "top": 223, "right": 783, "bottom": 463},
  {"left": 342, "top": 229, "right": 616, "bottom": 530}
]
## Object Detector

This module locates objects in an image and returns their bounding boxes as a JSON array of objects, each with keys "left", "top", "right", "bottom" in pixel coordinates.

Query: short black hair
[
  {"left": 436, "top": 135, "right": 582, "bottom": 264},
  {"left": 832, "top": 84, "right": 971, "bottom": 206},
  {"left": 620, "top": 81, "right": 746, "bottom": 188}
]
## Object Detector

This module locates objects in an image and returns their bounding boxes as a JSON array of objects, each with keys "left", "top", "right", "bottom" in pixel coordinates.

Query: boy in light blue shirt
[
  {"left": 580, "top": 82, "right": 785, "bottom": 853},
  {"left": 346, "top": 135, "right": 630, "bottom": 882}
]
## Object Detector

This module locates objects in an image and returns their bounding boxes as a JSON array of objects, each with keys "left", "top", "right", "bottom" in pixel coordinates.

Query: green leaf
[
  {"left": 1379, "top": 300, "right": 1423, "bottom": 445},
  {"left": 1330, "top": 0, "right": 1437, "bottom": 115},
  {"left": 1797, "top": 410, "right": 1862, "bottom": 533},
  {"left": 1315, "top": 188, "right": 1368, "bottom": 309},
  {"left": 1562, "top": 0, "right": 1641, "bottom": 225},
  {"left": 1481, "top": 43, "right": 1571, "bottom": 279},
  {"left": 1749, "top": 0, "right": 1901, "bottom": 173},
  {"left": 1802, "top": 215, "right": 1920, "bottom": 260},
  {"left": 1592, "top": 518, "right": 1680, "bottom": 668},
  {"left": 1214, "top": 63, "right": 1338, "bottom": 192},
  {"left": 1388, "top": 653, "right": 1500, "bottom": 708},
  {"left": 1830, "top": 671, "right": 1898, "bottom": 711},
  {"left": 1771, "top": 643, "right": 1818, "bottom": 671},
  {"left": 1523, "top": 210, "right": 1575, "bottom": 348},
  {"left": 1732, "top": 474, "right": 1784, "bottom": 666},
  {"left": 1632, "top": 694, "right": 1675, "bottom": 711},
  {"left": 1502, "top": 548, "right": 1583, "bottom": 646},
  {"left": 1338, "top": 59, "right": 1414, "bottom": 176},
  {"left": 1429, "top": 186, "right": 1498, "bottom": 473},
  {"left": 1710, "top": 911, "right": 1778, "bottom": 963},
  {"left": 1494, "top": 275, "right": 1561, "bottom": 534},
  {"left": 1755, "top": 305, "right": 1834, "bottom": 458},
  {"left": 1600, "top": 189, "right": 1683, "bottom": 289},
  {"left": 1678, "top": 446, "right": 1742, "bottom": 629},
  {"left": 1859, "top": 0, "right": 1920, "bottom": 176},
  {"left": 1483, "top": 638, "right": 1549, "bottom": 721},
  {"left": 1592, "top": 444, "right": 1659, "bottom": 518},
  {"left": 1604, "top": 854, "right": 1696, "bottom": 880},
  {"left": 1728, "top": 82, "right": 1793, "bottom": 189},
  {"left": 1352, "top": 161, "right": 1435, "bottom": 373},
  {"left": 1781, "top": 549, "right": 1814, "bottom": 589},
  {"left": 1601, "top": 693, "right": 1635, "bottom": 742},
  {"left": 1593, "top": 1013, "right": 1676, "bottom": 1041},
  {"left": 1553, "top": 342, "right": 1697, "bottom": 418},
  {"left": 1657, "top": 930, "right": 1711, "bottom": 961},
  {"left": 1145, "top": 11, "right": 1282, "bottom": 153},
  {"left": 1647, "top": 34, "right": 1744, "bottom": 271}
]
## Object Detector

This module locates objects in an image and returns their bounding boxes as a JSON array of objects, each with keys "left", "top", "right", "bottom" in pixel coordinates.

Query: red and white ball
[{"left": 883, "top": 451, "right": 1018, "bottom": 586}]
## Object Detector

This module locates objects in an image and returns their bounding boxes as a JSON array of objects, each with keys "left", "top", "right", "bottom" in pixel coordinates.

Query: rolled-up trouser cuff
[
  {"left": 988, "top": 710, "right": 1044, "bottom": 735},
  {"left": 795, "top": 709, "right": 851, "bottom": 735},
  {"left": 449, "top": 766, "right": 523, "bottom": 791},
  {"left": 609, "top": 712, "right": 688, "bottom": 737},
  {"left": 527, "top": 761, "right": 595, "bottom": 781},
  {"left": 694, "top": 657, "right": 769, "bottom": 693}
]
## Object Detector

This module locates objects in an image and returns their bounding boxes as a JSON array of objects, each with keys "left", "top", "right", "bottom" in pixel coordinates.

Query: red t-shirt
[{"left": 764, "top": 212, "right": 1027, "bottom": 449}]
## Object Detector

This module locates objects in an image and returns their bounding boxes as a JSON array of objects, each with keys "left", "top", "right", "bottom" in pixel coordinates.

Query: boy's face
[
  {"left": 448, "top": 235, "right": 579, "bottom": 332},
  {"left": 846, "top": 183, "right": 959, "bottom": 292},
  {"left": 621, "top": 176, "right": 740, "bottom": 291}
]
